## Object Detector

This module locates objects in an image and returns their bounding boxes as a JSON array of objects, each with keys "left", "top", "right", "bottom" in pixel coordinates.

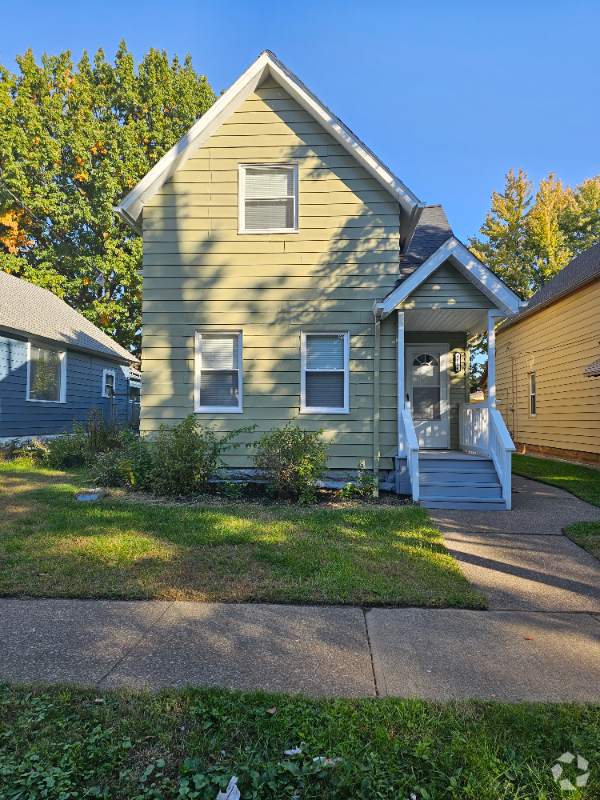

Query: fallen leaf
[
  {"left": 266, "top": 707, "right": 277, "bottom": 715},
  {"left": 525, "top": 637, "right": 534, "bottom": 641}
]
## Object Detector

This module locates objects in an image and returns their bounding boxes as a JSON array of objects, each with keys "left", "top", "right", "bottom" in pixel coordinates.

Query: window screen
[
  {"left": 242, "top": 166, "right": 296, "bottom": 231},
  {"left": 303, "top": 333, "right": 347, "bottom": 411},
  {"left": 29, "top": 345, "right": 62, "bottom": 402},
  {"left": 197, "top": 333, "right": 241, "bottom": 410}
]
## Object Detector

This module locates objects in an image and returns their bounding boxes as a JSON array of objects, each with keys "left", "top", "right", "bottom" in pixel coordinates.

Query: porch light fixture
[{"left": 453, "top": 352, "right": 462, "bottom": 373}]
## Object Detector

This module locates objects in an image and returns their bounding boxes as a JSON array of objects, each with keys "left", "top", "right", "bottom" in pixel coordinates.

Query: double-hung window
[
  {"left": 102, "top": 369, "right": 116, "bottom": 398},
  {"left": 195, "top": 332, "right": 243, "bottom": 413},
  {"left": 239, "top": 164, "right": 298, "bottom": 233},
  {"left": 529, "top": 372, "right": 536, "bottom": 417},
  {"left": 27, "top": 343, "right": 66, "bottom": 403},
  {"left": 301, "top": 332, "right": 349, "bottom": 414}
]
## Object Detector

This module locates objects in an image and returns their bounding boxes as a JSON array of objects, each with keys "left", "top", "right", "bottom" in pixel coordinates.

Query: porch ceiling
[{"left": 403, "top": 308, "right": 499, "bottom": 335}]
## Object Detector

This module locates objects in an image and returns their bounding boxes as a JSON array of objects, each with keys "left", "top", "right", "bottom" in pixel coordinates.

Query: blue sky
[{"left": 1, "top": 0, "right": 598, "bottom": 241}]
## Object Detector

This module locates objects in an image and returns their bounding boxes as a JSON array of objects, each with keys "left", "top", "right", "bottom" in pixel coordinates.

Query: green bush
[
  {"left": 87, "top": 449, "right": 124, "bottom": 487},
  {"left": 119, "top": 432, "right": 153, "bottom": 490},
  {"left": 337, "top": 461, "right": 380, "bottom": 498},
  {"left": 252, "top": 421, "right": 329, "bottom": 503},
  {"left": 43, "top": 408, "right": 127, "bottom": 468},
  {"left": 148, "top": 416, "right": 256, "bottom": 497}
]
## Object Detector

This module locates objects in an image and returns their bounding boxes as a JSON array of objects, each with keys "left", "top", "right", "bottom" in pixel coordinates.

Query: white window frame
[
  {"left": 26, "top": 341, "right": 67, "bottom": 404},
  {"left": 300, "top": 331, "right": 350, "bottom": 414},
  {"left": 238, "top": 163, "right": 298, "bottom": 234},
  {"left": 194, "top": 330, "right": 243, "bottom": 413},
  {"left": 102, "top": 368, "right": 116, "bottom": 398},
  {"left": 529, "top": 372, "right": 536, "bottom": 417}
]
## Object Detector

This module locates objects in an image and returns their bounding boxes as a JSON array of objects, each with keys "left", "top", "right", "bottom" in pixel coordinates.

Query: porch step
[
  {"left": 421, "top": 497, "right": 507, "bottom": 511},
  {"left": 418, "top": 454, "right": 506, "bottom": 509},
  {"left": 420, "top": 470, "right": 497, "bottom": 484},
  {"left": 419, "top": 457, "right": 494, "bottom": 471},
  {"left": 419, "top": 482, "right": 502, "bottom": 499}
]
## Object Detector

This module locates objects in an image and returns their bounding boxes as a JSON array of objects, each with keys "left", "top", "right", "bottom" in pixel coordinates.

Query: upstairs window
[
  {"left": 301, "top": 332, "right": 349, "bottom": 414},
  {"left": 27, "top": 344, "right": 66, "bottom": 403},
  {"left": 529, "top": 372, "right": 536, "bottom": 416},
  {"left": 239, "top": 164, "right": 298, "bottom": 233},
  {"left": 195, "top": 332, "right": 243, "bottom": 413}
]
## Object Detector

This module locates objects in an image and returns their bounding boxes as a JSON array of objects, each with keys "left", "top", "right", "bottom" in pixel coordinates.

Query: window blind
[
  {"left": 304, "top": 334, "right": 346, "bottom": 410},
  {"left": 199, "top": 334, "right": 240, "bottom": 409},
  {"left": 243, "top": 166, "right": 295, "bottom": 231}
]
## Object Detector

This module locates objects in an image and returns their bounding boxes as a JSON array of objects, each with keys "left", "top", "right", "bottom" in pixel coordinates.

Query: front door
[{"left": 405, "top": 345, "right": 449, "bottom": 448}]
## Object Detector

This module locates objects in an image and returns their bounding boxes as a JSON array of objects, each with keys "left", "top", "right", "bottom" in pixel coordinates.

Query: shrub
[
  {"left": 43, "top": 408, "right": 128, "bottom": 468},
  {"left": 337, "top": 461, "right": 380, "bottom": 498},
  {"left": 252, "top": 421, "right": 329, "bottom": 503},
  {"left": 87, "top": 450, "right": 125, "bottom": 487},
  {"left": 148, "top": 416, "right": 256, "bottom": 497},
  {"left": 119, "top": 432, "right": 153, "bottom": 490}
]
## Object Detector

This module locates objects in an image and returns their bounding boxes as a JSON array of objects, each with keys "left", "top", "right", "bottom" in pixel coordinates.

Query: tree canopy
[
  {"left": 0, "top": 42, "right": 216, "bottom": 354},
  {"left": 469, "top": 168, "right": 600, "bottom": 299}
]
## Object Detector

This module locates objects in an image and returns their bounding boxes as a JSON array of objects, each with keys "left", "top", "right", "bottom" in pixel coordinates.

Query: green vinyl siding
[
  {"left": 400, "top": 263, "right": 497, "bottom": 310},
  {"left": 141, "top": 76, "right": 400, "bottom": 470}
]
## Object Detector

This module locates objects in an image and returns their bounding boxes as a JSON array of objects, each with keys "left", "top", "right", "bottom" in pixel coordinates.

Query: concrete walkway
[{"left": 1, "top": 475, "right": 600, "bottom": 702}]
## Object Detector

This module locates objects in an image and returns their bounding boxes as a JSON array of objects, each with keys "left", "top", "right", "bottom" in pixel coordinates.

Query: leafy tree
[
  {"left": 0, "top": 43, "right": 216, "bottom": 354},
  {"left": 470, "top": 170, "right": 600, "bottom": 299}
]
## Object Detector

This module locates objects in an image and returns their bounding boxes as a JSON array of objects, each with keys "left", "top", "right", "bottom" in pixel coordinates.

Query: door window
[{"left": 411, "top": 353, "right": 441, "bottom": 420}]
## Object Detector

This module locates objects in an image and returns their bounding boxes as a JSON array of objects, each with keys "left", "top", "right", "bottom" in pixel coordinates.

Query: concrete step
[
  {"left": 421, "top": 496, "right": 507, "bottom": 510},
  {"left": 419, "top": 470, "right": 498, "bottom": 484},
  {"left": 420, "top": 483, "right": 503, "bottom": 499}
]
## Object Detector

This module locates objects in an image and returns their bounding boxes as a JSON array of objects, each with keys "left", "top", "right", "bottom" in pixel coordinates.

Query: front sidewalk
[{"left": 2, "top": 475, "right": 600, "bottom": 702}]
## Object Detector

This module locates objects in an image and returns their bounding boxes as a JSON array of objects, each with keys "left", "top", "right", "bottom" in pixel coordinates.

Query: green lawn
[
  {"left": 563, "top": 521, "right": 600, "bottom": 560},
  {"left": 1, "top": 683, "right": 598, "bottom": 799},
  {"left": 0, "top": 461, "right": 484, "bottom": 608},
  {"left": 512, "top": 453, "right": 600, "bottom": 506}
]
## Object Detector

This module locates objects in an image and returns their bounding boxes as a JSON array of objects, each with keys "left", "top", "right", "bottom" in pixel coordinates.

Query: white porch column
[
  {"left": 487, "top": 309, "right": 496, "bottom": 408},
  {"left": 397, "top": 311, "right": 405, "bottom": 454}
]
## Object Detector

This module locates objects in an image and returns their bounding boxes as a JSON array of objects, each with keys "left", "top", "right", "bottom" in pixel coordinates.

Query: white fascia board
[
  {"left": 115, "top": 51, "right": 422, "bottom": 234},
  {"left": 379, "top": 237, "right": 522, "bottom": 319}
]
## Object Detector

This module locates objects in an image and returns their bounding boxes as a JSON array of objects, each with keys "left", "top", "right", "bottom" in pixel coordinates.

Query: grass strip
[
  {"left": 1, "top": 683, "right": 598, "bottom": 799},
  {"left": 512, "top": 453, "right": 600, "bottom": 507}
]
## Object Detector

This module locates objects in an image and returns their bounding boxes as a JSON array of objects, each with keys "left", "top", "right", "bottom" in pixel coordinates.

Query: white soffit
[
  {"left": 378, "top": 237, "right": 522, "bottom": 318},
  {"left": 114, "top": 50, "right": 423, "bottom": 237}
]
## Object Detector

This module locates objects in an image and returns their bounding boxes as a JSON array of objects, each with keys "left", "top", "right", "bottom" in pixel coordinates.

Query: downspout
[{"left": 373, "top": 315, "right": 381, "bottom": 498}]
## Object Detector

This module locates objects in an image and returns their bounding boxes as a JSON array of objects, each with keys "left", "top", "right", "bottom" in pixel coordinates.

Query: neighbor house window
[
  {"left": 529, "top": 372, "right": 536, "bottom": 416},
  {"left": 195, "top": 332, "right": 243, "bottom": 413},
  {"left": 27, "top": 343, "right": 66, "bottom": 403},
  {"left": 102, "top": 369, "right": 116, "bottom": 398},
  {"left": 301, "top": 332, "right": 349, "bottom": 414},
  {"left": 239, "top": 164, "right": 298, "bottom": 233}
]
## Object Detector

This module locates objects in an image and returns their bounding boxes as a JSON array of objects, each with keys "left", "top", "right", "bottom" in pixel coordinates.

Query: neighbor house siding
[
  {"left": 0, "top": 331, "right": 131, "bottom": 438},
  {"left": 496, "top": 277, "right": 600, "bottom": 461},
  {"left": 141, "top": 77, "right": 401, "bottom": 470}
]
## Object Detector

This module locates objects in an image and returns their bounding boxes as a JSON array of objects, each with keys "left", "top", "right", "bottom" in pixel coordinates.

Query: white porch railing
[
  {"left": 459, "top": 403, "right": 516, "bottom": 510},
  {"left": 401, "top": 406, "right": 420, "bottom": 502}
]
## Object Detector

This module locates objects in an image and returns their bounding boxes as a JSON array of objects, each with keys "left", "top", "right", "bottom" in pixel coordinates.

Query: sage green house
[{"left": 116, "top": 51, "right": 524, "bottom": 510}]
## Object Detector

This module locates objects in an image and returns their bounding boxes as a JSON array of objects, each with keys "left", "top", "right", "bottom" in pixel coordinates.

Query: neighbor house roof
[
  {"left": 584, "top": 358, "right": 600, "bottom": 378},
  {"left": 398, "top": 205, "right": 454, "bottom": 281},
  {"left": 0, "top": 272, "right": 137, "bottom": 365},
  {"left": 500, "top": 242, "right": 600, "bottom": 332},
  {"left": 114, "top": 50, "right": 425, "bottom": 249}
]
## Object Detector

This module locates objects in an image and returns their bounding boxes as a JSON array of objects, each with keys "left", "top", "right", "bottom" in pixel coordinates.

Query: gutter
[{"left": 113, "top": 205, "right": 143, "bottom": 236}]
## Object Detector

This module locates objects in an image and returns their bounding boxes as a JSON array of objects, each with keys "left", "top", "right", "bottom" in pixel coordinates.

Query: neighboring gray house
[{"left": 0, "top": 272, "right": 140, "bottom": 440}]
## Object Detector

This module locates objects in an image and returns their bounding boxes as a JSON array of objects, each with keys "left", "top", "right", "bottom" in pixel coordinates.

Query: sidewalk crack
[
  {"left": 362, "top": 609, "right": 380, "bottom": 698},
  {"left": 95, "top": 601, "right": 174, "bottom": 687}
]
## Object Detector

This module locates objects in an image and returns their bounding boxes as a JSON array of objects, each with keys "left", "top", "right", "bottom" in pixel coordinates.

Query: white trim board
[
  {"left": 114, "top": 50, "right": 424, "bottom": 246},
  {"left": 376, "top": 237, "right": 525, "bottom": 319}
]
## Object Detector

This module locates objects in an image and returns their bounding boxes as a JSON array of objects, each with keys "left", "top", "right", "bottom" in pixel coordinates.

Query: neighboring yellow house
[
  {"left": 496, "top": 243, "right": 600, "bottom": 465},
  {"left": 115, "top": 51, "right": 523, "bottom": 509}
]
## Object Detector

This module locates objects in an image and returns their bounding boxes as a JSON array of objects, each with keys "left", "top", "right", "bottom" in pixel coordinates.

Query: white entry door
[{"left": 405, "top": 346, "right": 450, "bottom": 449}]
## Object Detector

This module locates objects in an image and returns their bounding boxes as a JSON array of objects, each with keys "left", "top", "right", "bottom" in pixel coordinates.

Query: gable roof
[
  {"left": 398, "top": 205, "right": 453, "bottom": 280},
  {"left": 0, "top": 272, "right": 137, "bottom": 365},
  {"left": 500, "top": 242, "right": 600, "bottom": 331},
  {"left": 376, "top": 236, "right": 524, "bottom": 319},
  {"left": 114, "top": 50, "right": 424, "bottom": 249}
]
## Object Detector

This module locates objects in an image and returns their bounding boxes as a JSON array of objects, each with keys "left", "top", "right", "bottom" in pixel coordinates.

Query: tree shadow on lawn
[{"left": 0, "top": 474, "right": 485, "bottom": 608}]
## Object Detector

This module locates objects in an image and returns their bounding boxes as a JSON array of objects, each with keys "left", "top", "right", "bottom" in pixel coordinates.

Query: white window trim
[
  {"left": 238, "top": 163, "right": 298, "bottom": 234},
  {"left": 300, "top": 331, "right": 350, "bottom": 414},
  {"left": 529, "top": 372, "right": 536, "bottom": 417},
  {"left": 26, "top": 341, "right": 67, "bottom": 404},
  {"left": 194, "top": 330, "right": 243, "bottom": 413},
  {"left": 102, "top": 368, "right": 116, "bottom": 398}
]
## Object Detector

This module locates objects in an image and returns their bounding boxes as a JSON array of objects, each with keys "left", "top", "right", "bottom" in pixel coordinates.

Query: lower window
[
  {"left": 27, "top": 343, "right": 66, "bottom": 403},
  {"left": 301, "top": 332, "right": 349, "bottom": 413},
  {"left": 195, "top": 331, "right": 243, "bottom": 413}
]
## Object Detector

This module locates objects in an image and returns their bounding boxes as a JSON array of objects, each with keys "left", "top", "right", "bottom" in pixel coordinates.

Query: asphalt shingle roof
[
  {"left": 399, "top": 205, "right": 453, "bottom": 281},
  {"left": 584, "top": 357, "right": 600, "bottom": 378},
  {"left": 0, "top": 271, "right": 136, "bottom": 364}
]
